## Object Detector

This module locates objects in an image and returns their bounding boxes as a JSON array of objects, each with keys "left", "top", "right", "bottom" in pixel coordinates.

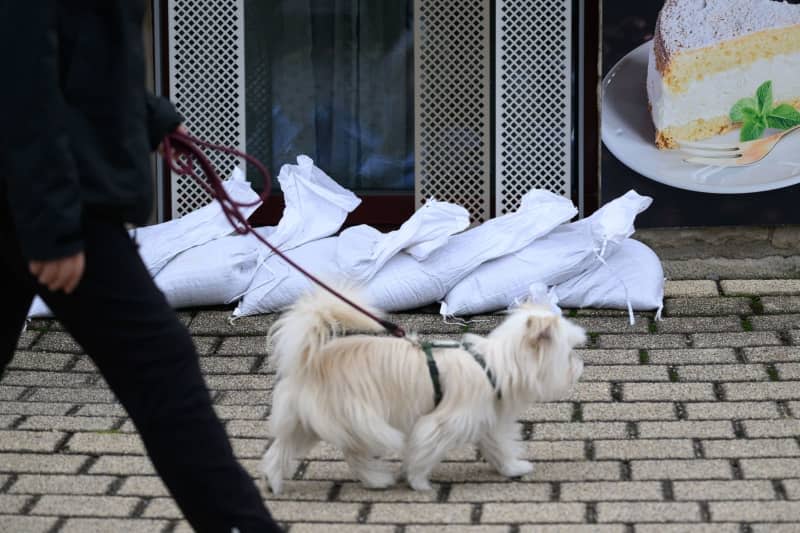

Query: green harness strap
[{"left": 420, "top": 340, "right": 501, "bottom": 407}]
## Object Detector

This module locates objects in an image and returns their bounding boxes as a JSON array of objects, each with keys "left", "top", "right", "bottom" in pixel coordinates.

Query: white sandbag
[
  {"left": 553, "top": 238, "right": 664, "bottom": 317},
  {"left": 336, "top": 199, "right": 469, "bottom": 283},
  {"left": 233, "top": 237, "right": 339, "bottom": 316},
  {"left": 266, "top": 155, "right": 361, "bottom": 253},
  {"left": 441, "top": 190, "right": 652, "bottom": 317},
  {"left": 134, "top": 167, "right": 262, "bottom": 276},
  {"left": 153, "top": 228, "right": 275, "bottom": 309},
  {"left": 363, "top": 190, "right": 578, "bottom": 312}
]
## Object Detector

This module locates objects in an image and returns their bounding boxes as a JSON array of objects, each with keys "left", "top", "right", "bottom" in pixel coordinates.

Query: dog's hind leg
[
  {"left": 478, "top": 417, "right": 533, "bottom": 478},
  {"left": 260, "top": 423, "right": 318, "bottom": 495},
  {"left": 343, "top": 451, "right": 397, "bottom": 489},
  {"left": 404, "top": 412, "right": 471, "bottom": 491}
]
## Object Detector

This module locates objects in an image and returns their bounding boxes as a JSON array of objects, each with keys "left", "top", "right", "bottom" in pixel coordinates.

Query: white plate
[{"left": 602, "top": 41, "right": 800, "bottom": 194}]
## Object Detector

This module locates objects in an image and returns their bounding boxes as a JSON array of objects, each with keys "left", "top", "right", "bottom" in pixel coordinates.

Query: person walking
[{"left": 0, "top": 3, "right": 282, "bottom": 531}]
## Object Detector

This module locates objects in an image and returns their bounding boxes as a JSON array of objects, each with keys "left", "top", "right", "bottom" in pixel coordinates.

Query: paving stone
[
  {"left": 751, "top": 525, "right": 800, "bottom": 533},
  {"left": 306, "top": 442, "right": 345, "bottom": 461},
  {"left": 526, "top": 461, "right": 621, "bottom": 482},
  {"left": 189, "top": 311, "right": 276, "bottom": 336},
  {"left": 761, "top": 296, "right": 800, "bottom": 313},
  {"left": 481, "top": 502, "right": 584, "bottom": 523},
  {"left": 336, "top": 483, "right": 437, "bottom": 502},
  {"left": 199, "top": 356, "right": 257, "bottom": 373},
  {"left": 572, "top": 316, "right": 649, "bottom": 334},
  {"left": 580, "top": 365, "right": 669, "bottom": 382},
  {"left": 18, "top": 416, "right": 117, "bottom": 432},
  {"left": 10, "top": 474, "right": 115, "bottom": 495},
  {"left": 447, "top": 482, "right": 551, "bottom": 502},
  {"left": 66, "top": 432, "right": 145, "bottom": 454},
  {"left": 0, "top": 415, "right": 19, "bottom": 429},
  {"left": 597, "top": 334, "right": 688, "bottom": 350},
  {"left": 575, "top": 349, "right": 639, "bottom": 365},
  {"left": 749, "top": 314, "right": 800, "bottom": 331},
  {"left": 59, "top": 519, "right": 169, "bottom": 533},
  {"left": 213, "top": 405, "right": 268, "bottom": 420},
  {"left": 32, "top": 332, "right": 84, "bottom": 353},
  {"left": 673, "top": 480, "right": 775, "bottom": 501},
  {"left": 191, "top": 336, "right": 219, "bottom": 356},
  {"left": 0, "top": 370, "right": 91, "bottom": 388},
  {"left": 790, "top": 330, "right": 800, "bottom": 346},
  {"left": 141, "top": 497, "right": 181, "bottom": 519},
  {"left": 216, "top": 336, "right": 268, "bottom": 356},
  {"left": 0, "top": 386, "right": 26, "bottom": 400},
  {"left": 664, "top": 280, "right": 719, "bottom": 297},
  {"left": 709, "top": 501, "right": 800, "bottom": 521},
  {"left": 776, "top": 363, "right": 800, "bottom": 379},
  {"left": 721, "top": 280, "right": 800, "bottom": 296},
  {"left": 567, "top": 383, "right": 612, "bottom": 402},
  {"left": 293, "top": 526, "right": 395, "bottom": 533},
  {"left": 744, "top": 419, "right": 800, "bottom": 438},
  {"left": 16, "top": 330, "right": 40, "bottom": 350},
  {"left": 519, "top": 403, "right": 573, "bottom": 422},
  {"left": 0, "top": 494, "right": 29, "bottom": 513},
  {"left": 785, "top": 479, "right": 800, "bottom": 500},
  {"left": 408, "top": 527, "right": 507, "bottom": 533},
  {"left": 648, "top": 348, "right": 737, "bottom": 364},
  {"left": 531, "top": 422, "right": 628, "bottom": 441},
  {"left": 635, "top": 526, "right": 738, "bottom": 533},
  {"left": 225, "top": 420, "right": 270, "bottom": 439},
  {"left": 89, "top": 456, "right": 155, "bottom": 476},
  {"left": 29, "top": 387, "right": 115, "bottom": 403},
  {"left": 594, "top": 439, "right": 695, "bottom": 459},
  {"left": 684, "top": 402, "right": 780, "bottom": 420},
  {"left": 8, "top": 351, "right": 73, "bottom": 371},
  {"left": 637, "top": 421, "right": 734, "bottom": 439},
  {"left": 582, "top": 402, "right": 677, "bottom": 421},
  {"left": 519, "top": 527, "right": 626, "bottom": 533},
  {"left": 0, "top": 516, "right": 57, "bottom": 533},
  {"left": 520, "top": 441, "right": 586, "bottom": 461},
  {"left": 631, "top": 460, "right": 732, "bottom": 480},
  {"left": 116, "top": 476, "right": 170, "bottom": 497},
  {"left": 30, "top": 495, "right": 139, "bottom": 516},
  {"left": 559, "top": 481, "right": 662, "bottom": 501},
  {"left": 744, "top": 346, "right": 800, "bottom": 363},
  {"left": 725, "top": 382, "right": 800, "bottom": 401},
  {"left": 691, "top": 332, "right": 783, "bottom": 348},
  {"left": 368, "top": 503, "right": 472, "bottom": 523},
  {"left": 0, "top": 453, "right": 88, "bottom": 474},
  {"left": 664, "top": 297, "right": 752, "bottom": 317},
  {"left": 204, "top": 374, "right": 273, "bottom": 390},
  {"left": 623, "top": 383, "right": 716, "bottom": 401},
  {"left": 214, "top": 389, "right": 271, "bottom": 405},
  {"left": 0, "top": 430, "right": 66, "bottom": 453},
  {"left": 656, "top": 316, "right": 742, "bottom": 333},
  {"left": 740, "top": 459, "right": 800, "bottom": 479},
  {"left": 0, "top": 402, "right": 72, "bottom": 416},
  {"left": 677, "top": 364, "right": 769, "bottom": 382},
  {"left": 703, "top": 438, "right": 800, "bottom": 458},
  {"left": 74, "top": 404, "right": 127, "bottom": 417},
  {"left": 302, "top": 461, "right": 358, "bottom": 482},
  {"left": 596, "top": 502, "right": 700, "bottom": 523},
  {"left": 268, "top": 501, "right": 361, "bottom": 522}
]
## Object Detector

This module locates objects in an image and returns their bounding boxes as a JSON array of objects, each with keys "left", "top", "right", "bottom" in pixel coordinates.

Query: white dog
[{"left": 260, "top": 289, "right": 585, "bottom": 494}]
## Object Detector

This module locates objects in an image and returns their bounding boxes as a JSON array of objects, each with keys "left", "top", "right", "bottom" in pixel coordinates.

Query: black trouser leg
[{"left": 1, "top": 211, "right": 280, "bottom": 532}]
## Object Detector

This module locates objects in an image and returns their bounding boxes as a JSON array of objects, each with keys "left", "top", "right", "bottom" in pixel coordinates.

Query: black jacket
[{"left": 0, "top": 1, "right": 182, "bottom": 261}]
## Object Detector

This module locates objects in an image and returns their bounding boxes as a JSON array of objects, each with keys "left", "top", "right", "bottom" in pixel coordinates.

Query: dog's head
[{"left": 490, "top": 304, "right": 586, "bottom": 402}]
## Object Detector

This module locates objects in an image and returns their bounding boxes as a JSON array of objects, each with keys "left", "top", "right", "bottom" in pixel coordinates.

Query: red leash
[{"left": 161, "top": 131, "right": 406, "bottom": 338}]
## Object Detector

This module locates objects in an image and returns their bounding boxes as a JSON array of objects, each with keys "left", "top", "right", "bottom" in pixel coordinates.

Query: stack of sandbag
[
  {"left": 440, "top": 190, "right": 655, "bottom": 321},
  {"left": 27, "top": 167, "right": 263, "bottom": 318},
  {"left": 231, "top": 197, "right": 472, "bottom": 317}
]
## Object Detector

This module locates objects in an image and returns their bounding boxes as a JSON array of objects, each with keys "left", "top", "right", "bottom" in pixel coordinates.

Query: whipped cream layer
[{"left": 647, "top": 45, "right": 800, "bottom": 131}]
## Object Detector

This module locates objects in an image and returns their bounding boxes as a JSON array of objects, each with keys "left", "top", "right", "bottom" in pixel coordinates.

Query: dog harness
[{"left": 419, "top": 340, "right": 500, "bottom": 407}]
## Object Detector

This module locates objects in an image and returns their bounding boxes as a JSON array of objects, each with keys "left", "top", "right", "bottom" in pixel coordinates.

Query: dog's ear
[{"left": 525, "top": 314, "right": 559, "bottom": 345}]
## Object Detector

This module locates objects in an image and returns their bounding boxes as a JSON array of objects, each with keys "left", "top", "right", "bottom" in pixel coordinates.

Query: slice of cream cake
[{"left": 647, "top": 0, "right": 800, "bottom": 149}]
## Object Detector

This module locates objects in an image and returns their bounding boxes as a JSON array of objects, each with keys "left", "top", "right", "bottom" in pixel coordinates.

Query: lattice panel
[
  {"left": 414, "top": 0, "right": 491, "bottom": 223},
  {"left": 496, "top": 0, "right": 572, "bottom": 215},
  {"left": 168, "top": 0, "right": 246, "bottom": 217}
]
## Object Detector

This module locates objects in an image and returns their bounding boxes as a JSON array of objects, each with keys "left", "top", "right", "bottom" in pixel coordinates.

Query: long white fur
[{"left": 261, "top": 289, "right": 586, "bottom": 494}]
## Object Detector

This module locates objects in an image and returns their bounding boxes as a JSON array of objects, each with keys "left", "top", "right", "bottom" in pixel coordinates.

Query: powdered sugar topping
[{"left": 658, "top": 0, "right": 800, "bottom": 54}]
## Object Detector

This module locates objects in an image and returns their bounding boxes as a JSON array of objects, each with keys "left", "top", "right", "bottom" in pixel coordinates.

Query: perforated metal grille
[
  {"left": 496, "top": 0, "right": 572, "bottom": 215},
  {"left": 414, "top": 0, "right": 491, "bottom": 223},
  {"left": 168, "top": 0, "right": 246, "bottom": 217}
]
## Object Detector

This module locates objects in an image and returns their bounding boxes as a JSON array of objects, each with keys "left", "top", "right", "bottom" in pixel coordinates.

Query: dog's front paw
[
  {"left": 263, "top": 475, "right": 283, "bottom": 495},
  {"left": 407, "top": 476, "right": 433, "bottom": 492},
  {"left": 499, "top": 460, "right": 534, "bottom": 478}
]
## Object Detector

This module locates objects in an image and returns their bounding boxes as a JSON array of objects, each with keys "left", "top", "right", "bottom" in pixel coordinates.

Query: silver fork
[{"left": 680, "top": 124, "right": 800, "bottom": 167}]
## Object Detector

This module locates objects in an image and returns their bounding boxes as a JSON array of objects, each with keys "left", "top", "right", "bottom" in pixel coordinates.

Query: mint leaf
[
  {"left": 741, "top": 118, "right": 766, "bottom": 142},
  {"left": 766, "top": 103, "right": 800, "bottom": 130},
  {"left": 756, "top": 81, "right": 773, "bottom": 114},
  {"left": 730, "top": 97, "right": 758, "bottom": 122}
]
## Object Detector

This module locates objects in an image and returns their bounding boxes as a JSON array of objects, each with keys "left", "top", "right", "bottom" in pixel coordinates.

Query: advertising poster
[{"left": 601, "top": 0, "right": 800, "bottom": 227}]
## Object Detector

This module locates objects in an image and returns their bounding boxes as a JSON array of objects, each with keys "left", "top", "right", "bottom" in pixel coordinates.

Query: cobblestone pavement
[{"left": 2, "top": 279, "right": 799, "bottom": 532}]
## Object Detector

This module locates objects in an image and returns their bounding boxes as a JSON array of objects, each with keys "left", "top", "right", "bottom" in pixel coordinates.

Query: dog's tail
[{"left": 268, "top": 287, "right": 386, "bottom": 377}]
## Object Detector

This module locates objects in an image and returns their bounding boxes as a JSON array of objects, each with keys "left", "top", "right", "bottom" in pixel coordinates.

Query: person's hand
[
  {"left": 29, "top": 252, "right": 85, "bottom": 294},
  {"left": 157, "top": 124, "right": 188, "bottom": 156}
]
